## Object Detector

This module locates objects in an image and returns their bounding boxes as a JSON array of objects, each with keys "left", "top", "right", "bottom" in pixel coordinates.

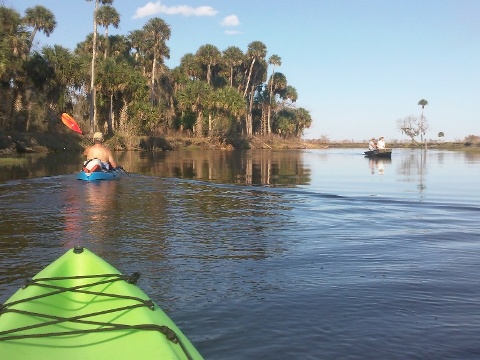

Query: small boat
[
  {"left": 364, "top": 149, "right": 392, "bottom": 158},
  {"left": 77, "top": 168, "right": 123, "bottom": 181},
  {"left": 0, "top": 247, "right": 204, "bottom": 360}
]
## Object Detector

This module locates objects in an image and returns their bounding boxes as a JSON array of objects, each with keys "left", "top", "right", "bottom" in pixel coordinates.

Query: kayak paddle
[
  {"left": 118, "top": 166, "right": 131, "bottom": 176},
  {"left": 61, "top": 113, "right": 93, "bottom": 144},
  {"left": 61, "top": 113, "right": 83, "bottom": 134}
]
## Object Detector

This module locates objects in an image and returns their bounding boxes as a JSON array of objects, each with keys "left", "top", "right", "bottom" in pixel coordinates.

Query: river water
[{"left": 1, "top": 148, "right": 479, "bottom": 359}]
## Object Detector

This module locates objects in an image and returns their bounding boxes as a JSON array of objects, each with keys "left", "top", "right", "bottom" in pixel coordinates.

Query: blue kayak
[{"left": 77, "top": 168, "right": 123, "bottom": 181}]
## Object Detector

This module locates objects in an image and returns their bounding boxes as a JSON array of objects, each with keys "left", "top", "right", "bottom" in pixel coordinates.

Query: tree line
[{"left": 0, "top": 1, "right": 312, "bottom": 146}]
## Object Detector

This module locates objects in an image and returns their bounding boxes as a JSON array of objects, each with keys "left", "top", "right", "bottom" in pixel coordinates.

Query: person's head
[{"left": 93, "top": 132, "right": 104, "bottom": 144}]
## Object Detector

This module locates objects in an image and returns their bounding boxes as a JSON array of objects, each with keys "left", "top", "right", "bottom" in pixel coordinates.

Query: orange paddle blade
[{"left": 61, "top": 113, "right": 83, "bottom": 135}]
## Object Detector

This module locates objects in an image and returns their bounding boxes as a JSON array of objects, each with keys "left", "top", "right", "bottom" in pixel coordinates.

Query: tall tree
[
  {"left": 418, "top": 99, "right": 428, "bottom": 143},
  {"left": 196, "top": 44, "right": 220, "bottom": 85},
  {"left": 96, "top": 57, "right": 128, "bottom": 133},
  {"left": 243, "top": 41, "right": 267, "bottom": 98},
  {"left": 86, "top": 0, "right": 113, "bottom": 132},
  {"left": 0, "top": 6, "right": 29, "bottom": 128},
  {"left": 178, "top": 53, "right": 201, "bottom": 81},
  {"left": 243, "top": 41, "right": 267, "bottom": 136},
  {"left": 23, "top": 52, "right": 51, "bottom": 131},
  {"left": 259, "top": 72, "right": 287, "bottom": 135},
  {"left": 266, "top": 54, "right": 281, "bottom": 134},
  {"left": 176, "top": 80, "right": 210, "bottom": 137},
  {"left": 142, "top": 17, "right": 171, "bottom": 105},
  {"left": 42, "top": 45, "right": 80, "bottom": 111},
  {"left": 23, "top": 5, "right": 56, "bottom": 54},
  {"left": 196, "top": 44, "right": 221, "bottom": 133},
  {"left": 96, "top": 5, "right": 120, "bottom": 59},
  {"left": 107, "top": 34, "right": 130, "bottom": 59},
  {"left": 128, "top": 29, "right": 144, "bottom": 65},
  {"left": 207, "top": 86, "right": 246, "bottom": 138},
  {"left": 418, "top": 99, "right": 428, "bottom": 115},
  {"left": 222, "top": 46, "right": 244, "bottom": 88},
  {"left": 0, "top": 7, "right": 22, "bottom": 80}
]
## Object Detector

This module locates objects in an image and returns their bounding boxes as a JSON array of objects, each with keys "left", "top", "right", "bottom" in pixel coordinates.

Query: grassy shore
[{"left": 1, "top": 131, "right": 479, "bottom": 155}]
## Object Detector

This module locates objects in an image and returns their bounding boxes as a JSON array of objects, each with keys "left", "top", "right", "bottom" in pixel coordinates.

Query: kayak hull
[
  {"left": 0, "top": 247, "right": 203, "bottom": 360},
  {"left": 77, "top": 169, "right": 122, "bottom": 181}
]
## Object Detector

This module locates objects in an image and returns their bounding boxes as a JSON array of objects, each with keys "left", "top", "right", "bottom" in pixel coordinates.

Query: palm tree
[
  {"left": 23, "top": 5, "right": 56, "bottom": 54},
  {"left": 207, "top": 86, "right": 246, "bottom": 137},
  {"left": 195, "top": 44, "right": 221, "bottom": 133},
  {"left": 42, "top": 45, "right": 79, "bottom": 109},
  {"left": 263, "top": 72, "right": 287, "bottom": 135},
  {"left": 267, "top": 54, "right": 281, "bottom": 134},
  {"left": 282, "top": 85, "right": 298, "bottom": 105},
  {"left": 0, "top": 7, "right": 21, "bottom": 80},
  {"left": 418, "top": 99, "right": 428, "bottom": 116},
  {"left": 96, "top": 57, "right": 127, "bottom": 133},
  {"left": 0, "top": 6, "right": 28, "bottom": 128},
  {"left": 243, "top": 41, "right": 267, "bottom": 136},
  {"left": 85, "top": 0, "right": 113, "bottom": 132},
  {"left": 293, "top": 107, "right": 312, "bottom": 137},
  {"left": 243, "top": 41, "right": 267, "bottom": 98},
  {"left": 179, "top": 53, "right": 201, "bottom": 81},
  {"left": 23, "top": 52, "right": 50, "bottom": 130},
  {"left": 96, "top": 5, "right": 120, "bottom": 59},
  {"left": 117, "top": 66, "right": 150, "bottom": 133},
  {"left": 268, "top": 55, "right": 281, "bottom": 82},
  {"left": 108, "top": 34, "right": 130, "bottom": 59},
  {"left": 220, "top": 86, "right": 246, "bottom": 120},
  {"left": 12, "top": 6, "right": 57, "bottom": 130},
  {"left": 142, "top": 18, "right": 171, "bottom": 105},
  {"left": 273, "top": 109, "right": 295, "bottom": 138},
  {"left": 128, "top": 29, "right": 144, "bottom": 64},
  {"left": 222, "top": 46, "right": 244, "bottom": 88},
  {"left": 176, "top": 80, "right": 210, "bottom": 136},
  {"left": 418, "top": 99, "right": 428, "bottom": 143},
  {"left": 196, "top": 44, "right": 221, "bottom": 85}
]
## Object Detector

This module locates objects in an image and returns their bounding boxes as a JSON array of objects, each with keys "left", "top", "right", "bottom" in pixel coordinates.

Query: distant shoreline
[
  {"left": 1, "top": 132, "right": 479, "bottom": 155},
  {"left": 304, "top": 140, "right": 480, "bottom": 152}
]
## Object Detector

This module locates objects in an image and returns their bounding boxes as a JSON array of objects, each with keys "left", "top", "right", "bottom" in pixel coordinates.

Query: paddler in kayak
[{"left": 83, "top": 132, "right": 117, "bottom": 171}]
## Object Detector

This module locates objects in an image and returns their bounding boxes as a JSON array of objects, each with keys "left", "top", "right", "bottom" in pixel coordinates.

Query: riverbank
[{"left": 1, "top": 131, "right": 479, "bottom": 155}]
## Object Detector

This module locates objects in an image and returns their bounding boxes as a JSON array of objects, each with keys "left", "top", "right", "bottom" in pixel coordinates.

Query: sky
[{"left": 8, "top": 0, "right": 480, "bottom": 142}]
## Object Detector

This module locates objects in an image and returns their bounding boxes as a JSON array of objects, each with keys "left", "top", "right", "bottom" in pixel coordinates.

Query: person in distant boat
[
  {"left": 368, "top": 137, "right": 377, "bottom": 151},
  {"left": 377, "top": 136, "right": 386, "bottom": 150},
  {"left": 83, "top": 132, "right": 117, "bottom": 171}
]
